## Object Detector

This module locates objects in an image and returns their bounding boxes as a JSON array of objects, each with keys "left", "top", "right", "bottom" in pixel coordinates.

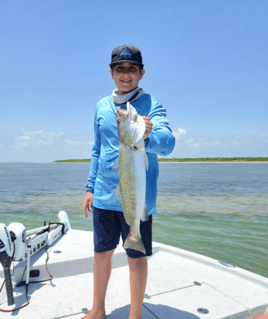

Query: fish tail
[{"left": 124, "top": 233, "right": 146, "bottom": 254}]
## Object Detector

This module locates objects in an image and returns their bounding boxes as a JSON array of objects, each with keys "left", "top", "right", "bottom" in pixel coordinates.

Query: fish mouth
[{"left": 117, "top": 107, "right": 129, "bottom": 121}]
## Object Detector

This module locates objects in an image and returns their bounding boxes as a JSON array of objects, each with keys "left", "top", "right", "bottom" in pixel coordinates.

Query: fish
[{"left": 114, "top": 101, "right": 149, "bottom": 254}]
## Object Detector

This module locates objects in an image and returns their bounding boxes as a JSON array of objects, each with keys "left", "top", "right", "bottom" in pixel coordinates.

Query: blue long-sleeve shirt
[{"left": 86, "top": 93, "right": 175, "bottom": 215}]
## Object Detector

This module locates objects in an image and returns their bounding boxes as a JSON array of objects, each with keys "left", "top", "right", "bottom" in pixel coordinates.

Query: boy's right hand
[{"left": 83, "top": 192, "right": 94, "bottom": 218}]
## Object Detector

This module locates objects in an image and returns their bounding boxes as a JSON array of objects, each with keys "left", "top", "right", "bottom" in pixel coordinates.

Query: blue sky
[{"left": 0, "top": 0, "right": 267, "bottom": 162}]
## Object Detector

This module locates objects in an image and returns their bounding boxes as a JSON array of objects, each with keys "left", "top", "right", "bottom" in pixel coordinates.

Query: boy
[{"left": 82, "top": 45, "right": 175, "bottom": 319}]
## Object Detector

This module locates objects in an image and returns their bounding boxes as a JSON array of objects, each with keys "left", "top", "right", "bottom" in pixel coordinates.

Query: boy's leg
[
  {"left": 128, "top": 256, "right": 148, "bottom": 319},
  {"left": 93, "top": 250, "right": 115, "bottom": 312},
  {"left": 118, "top": 212, "right": 152, "bottom": 319},
  {"left": 82, "top": 207, "right": 121, "bottom": 319},
  {"left": 82, "top": 249, "right": 114, "bottom": 319}
]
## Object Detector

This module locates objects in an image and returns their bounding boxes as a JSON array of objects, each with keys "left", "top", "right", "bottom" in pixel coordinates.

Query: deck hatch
[{"left": 197, "top": 308, "right": 209, "bottom": 314}]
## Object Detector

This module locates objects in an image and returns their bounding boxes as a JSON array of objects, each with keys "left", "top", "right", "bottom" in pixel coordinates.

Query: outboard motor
[
  {"left": 0, "top": 224, "right": 15, "bottom": 306},
  {"left": 7, "top": 223, "right": 26, "bottom": 261},
  {"left": 0, "top": 222, "right": 26, "bottom": 306}
]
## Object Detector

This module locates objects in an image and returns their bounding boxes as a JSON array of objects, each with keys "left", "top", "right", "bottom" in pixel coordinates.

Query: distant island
[{"left": 53, "top": 157, "right": 268, "bottom": 163}]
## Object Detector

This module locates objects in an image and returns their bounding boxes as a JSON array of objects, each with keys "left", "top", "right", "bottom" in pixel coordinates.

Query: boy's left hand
[{"left": 142, "top": 116, "right": 152, "bottom": 140}]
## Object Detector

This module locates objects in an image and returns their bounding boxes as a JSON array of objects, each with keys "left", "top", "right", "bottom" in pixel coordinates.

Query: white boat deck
[{"left": 1, "top": 228, "right": 268, "bottom": 319}]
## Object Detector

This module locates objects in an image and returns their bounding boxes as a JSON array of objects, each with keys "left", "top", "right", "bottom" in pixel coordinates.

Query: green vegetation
[
  {"left": 54, "top": 157, "right": 268, "bottom": 163},
  {"left": 54, "top": 158, "right": 91, "bottom": 163},
  {"left": 158, "top": 157, "right": 268, "bottom": 162}
]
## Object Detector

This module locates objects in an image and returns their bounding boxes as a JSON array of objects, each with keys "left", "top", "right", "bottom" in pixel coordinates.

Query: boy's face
[{"left": 110, "top": 62, "right": 145, "bottom": 95}]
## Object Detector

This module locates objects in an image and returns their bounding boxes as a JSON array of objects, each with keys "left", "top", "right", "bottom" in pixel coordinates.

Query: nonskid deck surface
[{"left": 0, "top": 229, "right": 268, "bottom": 319}]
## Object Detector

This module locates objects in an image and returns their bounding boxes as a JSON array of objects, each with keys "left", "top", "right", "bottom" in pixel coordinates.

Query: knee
[
  {"left": 95, "top": 249, "right": 115, "bottom": 263},
  {"left": 128, "top": 256, "right": 147, "bottom": 269}
]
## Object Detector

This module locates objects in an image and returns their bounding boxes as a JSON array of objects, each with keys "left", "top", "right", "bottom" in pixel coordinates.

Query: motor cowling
[
  {"left": 0, "top": 224, "right": 14, "bottom": 259},
  {"left": 0, "top": 223, "right": 15, "bottom": 305},
  {"left": 7, "top": 223, "right": 26, "bottom": 261}
]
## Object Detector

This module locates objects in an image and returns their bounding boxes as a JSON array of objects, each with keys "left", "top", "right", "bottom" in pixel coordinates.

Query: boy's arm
[
  {"left": 144, "top": 100, "right": 175, "bottom": 156},
  {"left": 85, "top": 112, "right": 101, "bottom": 193}
]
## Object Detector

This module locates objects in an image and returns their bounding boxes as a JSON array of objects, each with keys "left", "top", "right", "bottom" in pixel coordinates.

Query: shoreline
[
  {"left": 52, "top": 156, "right": 268, "bottom": 164},
  {"left": 159, "top": 161, "right": 268, "bottom": 164},
  {"left": 51, "top": 161, "right": 268, "bottom": 164}
]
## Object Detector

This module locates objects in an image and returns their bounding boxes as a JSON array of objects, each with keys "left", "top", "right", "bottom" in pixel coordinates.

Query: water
[{"left": 0, "top": 162, "right": 267, "bottom": 278}]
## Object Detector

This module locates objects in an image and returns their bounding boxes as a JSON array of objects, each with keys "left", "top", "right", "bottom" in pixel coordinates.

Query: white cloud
[
  {"left": 14, "top": 135, "right": 32, "bottom": 146},
  {"left": 2, "top": 127, "right": 267, "bottom": 162},
  {"left": 171, "top": 128, "right": 268, "bottom": 158},
  {"left": 65, "top": 139, "right": 82, "bottom": 146},
  {"left": 173, "top": 128, "right": 186, "bottom": 139},
  {"left": 184, "top": 138, "right": 195, "bottom": 144},
  {"left": 173, "top": 128, "right": 221, "bottom": 147},
  {"left": 1, "top": 129, "right": 94, "bottom": 162},
  {"left": 173, "top": 128, "right": 192, "bottom": 144},
  {"left": 14, "top": 129, "right": 64, "bottom": 147},
  {"left": 64, "top": 139, "right": 94, "bottom": 148}
]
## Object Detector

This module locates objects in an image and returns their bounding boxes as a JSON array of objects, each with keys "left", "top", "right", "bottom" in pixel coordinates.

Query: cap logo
[{"left": 119, "top": 48, "right": 132, "bottom": 57}]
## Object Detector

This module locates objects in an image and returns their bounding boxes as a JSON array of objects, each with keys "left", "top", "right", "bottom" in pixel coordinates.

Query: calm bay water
[{"left": 0, "top": 162, "right": 267, "bottom": 278}]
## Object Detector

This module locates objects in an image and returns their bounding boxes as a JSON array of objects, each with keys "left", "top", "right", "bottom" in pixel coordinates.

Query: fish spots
[
  {"left": 129, "top": 231, "right": 140, "bottom": 242},
  {"left": 115, "top": 102, "right": 147, "bottom": 253}
]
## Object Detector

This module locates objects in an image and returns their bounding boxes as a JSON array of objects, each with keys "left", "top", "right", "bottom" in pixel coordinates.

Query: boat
[{"left": 0, "top": 211, "right": 267, "bottom": 318}]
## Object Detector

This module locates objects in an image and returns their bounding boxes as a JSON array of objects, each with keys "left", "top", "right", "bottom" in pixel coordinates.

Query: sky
[{"left": 0, "top": 0, "right": 267, "bottom": 162}]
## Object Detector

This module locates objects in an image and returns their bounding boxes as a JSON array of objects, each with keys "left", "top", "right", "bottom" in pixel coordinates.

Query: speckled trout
[{"left": 115, "top": 101, "right": 149, "bottom": 254}]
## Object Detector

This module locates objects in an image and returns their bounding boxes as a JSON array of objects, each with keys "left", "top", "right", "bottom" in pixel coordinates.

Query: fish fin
[
  {"left": 127, "top": 102, "right": 146, "bottom": 145},
  {"left": 144, "top": 152, "right": 148, "bottom": 170},
  {"left": 141, "top": 206, "right": 149, "bottom": 222},
  {"left": 124, "top": 233, "right": 146, "bottom": 254},
  {"left": 114, "top": 183, "right": 124, "bottom": 209},
  {"left": 134, "top": 115, "right": 146, "bottom": 144},
  {"left": 113, "top": 157, "right": 119, "bottom": 170},
  {"left": 114, "top": 184, "right": 130, "bottom": 225}
]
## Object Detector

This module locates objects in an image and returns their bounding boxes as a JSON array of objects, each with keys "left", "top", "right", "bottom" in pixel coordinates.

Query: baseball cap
[{"left": 110, "top": 45, "right": 144, "bottom": 68}]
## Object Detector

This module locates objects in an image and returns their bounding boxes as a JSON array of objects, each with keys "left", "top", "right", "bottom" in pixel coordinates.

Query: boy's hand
[
  {"left": 142, "top": 116, "right": 152, "bottom": 140},
  {"left": 83, "top": 192, "right": 94, "bottom": 218}
]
